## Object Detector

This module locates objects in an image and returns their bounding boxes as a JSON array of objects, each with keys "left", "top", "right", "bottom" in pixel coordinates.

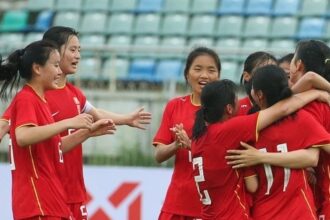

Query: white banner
[{"left": 0, "top": 163, "right": 172, "bottom": 220}]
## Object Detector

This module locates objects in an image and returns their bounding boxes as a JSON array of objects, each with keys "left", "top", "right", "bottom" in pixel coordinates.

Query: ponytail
[
  {"left": 192, "top": 109, "right": 207, "bottom": 140},
  {"left": 0, "top": 50, "right": 23, "bottom": 100}
]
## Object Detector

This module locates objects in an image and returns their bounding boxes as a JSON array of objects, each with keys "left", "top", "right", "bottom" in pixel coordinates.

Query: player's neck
[
  {"left": 57, "top": 74, "right": 67, "bottom": 87},
  {"left": 191, "top": 93, "right": 201, "bottom": 106}
]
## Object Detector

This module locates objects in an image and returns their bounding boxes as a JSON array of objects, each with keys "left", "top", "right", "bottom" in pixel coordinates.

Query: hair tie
[{"left": 325, "top": 58, "right": 330, "bottom": 64}]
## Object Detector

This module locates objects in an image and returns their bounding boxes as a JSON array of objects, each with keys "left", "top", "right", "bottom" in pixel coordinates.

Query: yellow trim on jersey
[
  {"left": 234, "top": 184, "right": 249, "bottom": 219},
  {"left": 302, "top": 170, "right": 308, "bottom": 190},
  {"left": 16, "top": 123, "right": 37, "bottom": 130},
  {"left": 29, "top": 145, "right": 38, "bottom": 179},
  {"left": 255, "top": 113, "right": 260, "bottom": 142},
  {"left": 30, "top": 177, "right": 44, "bottom": 216},
  {"left": 26, "top": 83, "right": 47, "bottom": 103},
  {"left": 301, "top": 189, "right": 317, "bottom": 220},
  {"left": 244, "top": 174, "right": 257, "bottom": 179}
]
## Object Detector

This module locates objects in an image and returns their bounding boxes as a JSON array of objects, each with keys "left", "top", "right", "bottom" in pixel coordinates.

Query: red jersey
[
  {"left": 252, "top": 110, "right": 330, "bottom": 220},
  {"left": 191, "top": 113, "right": 259, "bottom": 220},
  {"left": 153, "top": 95, "right": 202, "bottom": 217},
  {"left": 10, "top": 85, "right": 71, "bottom": 219},
  {"left": 304, "top": 101, "right": 330, "bottom": 219},
  {"left": 237, "top": 96, "right": 252, "bottom": 116},
  {"left": 45, "top": 82, "right": 87, "bottom": 204}
]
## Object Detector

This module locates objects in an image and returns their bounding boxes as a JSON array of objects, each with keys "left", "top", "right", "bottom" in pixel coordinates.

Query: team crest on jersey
[{"left": 73, "top": 97, "right": 81, "bottom": 114}]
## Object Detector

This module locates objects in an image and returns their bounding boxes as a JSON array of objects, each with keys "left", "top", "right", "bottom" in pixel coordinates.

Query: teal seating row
[{"left": 24, "top": 0, "right": 330, "bottom": 17}]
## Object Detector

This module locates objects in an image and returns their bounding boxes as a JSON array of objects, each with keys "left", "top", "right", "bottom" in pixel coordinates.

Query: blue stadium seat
[
  {"left": 134, "top": 14, "right": 161, "bottom": 35},
  {"left": 269, "top": 39, "right": 295, "bottom": 53},
  {"left": 217, "top": 0, "right": 245, "bottom": 15},
  {"left": 188, "top": 15, "right": 216, "bottom": 37},
  {"left": 159, "top": 37, "right": 186, "bottom": 58},
  {"left": 155, "top": 59, "right": 183, "bottom": 82},
  {"left": 107, "top": 13, "right": 134, "bottom": 35},
  {"left": 245, "top": 0, "right": 272, "bottom": 15},
  {"left": 300, "top": 0, "right": 327, "bottom": 16},
  {"left": 221, "top": 61, "right": 240, "bottom": 83},
  {"left": 215, "top": 16, "right": 243, "bottom": 37},
  {"left": 191, "top": 0, "right": 218, "bottom": 14},
  {"left": 80, "top": 13, "right": 107, "bottom": 34},
  {"left": 80, "top": 34, "right": 106, "bottom": 56},
  {"left": 53, "top": 12, "right": 80, "bottom": 29},
  {"left": 131, "top": 36, "right": 160, "bottom": 58},
  {"left": 78, "top": 57, "right": 102, "bottom": 81},
  {"left": 215, "top": 38, "right": 241, "bottom": 60},
  {"left": 135, "top": 0, "right": 163, "bottom": 13},
  {"left": 82, "top": 0, "right": 110, "bottom": 11},
  {"left": 270, "top": 17, "right": 298, "bottom": 38},
  {"left": 102, "top": 58, "right": 130, "bottom": 81},
  {"left": 128, "top": 59, "right": 157, "bottom": 82},
  {"left": 55, "top": 0, "right": 82, "bottom": 11},
  {"left": 33, "top": 10, "right": 53, "bottom": 32},
  {"left": 161, "top": 14, "right": 188, "bottom": 36},
  {"left": 243, "top": 16, "right": 271, "bottom": 38},
  {"left": 273, "top": 0, "right": 299, "bottom": 16},
  {"left": 27, "top": 0, "right": 55, "bottom": 11},
  {"left": 297, "top": 17, "right": 325, "bottom": 39},
  {"left": 188, "top": 37, "right": 214, "bottom": 48},
  {"left": 0, "top": 10, "right": 29, "bottom": 32},
  {"left": 110, "top": 0, "right": 137, "bottom": 12},
  {"left": 163, "top": 0, "right": 190, "bottom": 13}
]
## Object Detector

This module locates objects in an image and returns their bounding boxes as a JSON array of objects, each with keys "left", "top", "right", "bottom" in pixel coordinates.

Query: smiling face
[
  {"left": 40, "top": 50, "right": 62, "bottom": 90},
  {"left": 59, "top": 35, "right": 81, "bottom": 75},
  {"left": 186, "top": 54, "right": 220, "bottom": 98}
]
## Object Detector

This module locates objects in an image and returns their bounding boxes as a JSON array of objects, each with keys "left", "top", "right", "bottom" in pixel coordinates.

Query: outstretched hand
[
  {"left": 225, "top": 142, "right": 262, "bottom": 169},
  {"left": 89, "top": 119, "right": 116, "bottom": 137},
  {"left": 127, "top": 107, "right": 152, "bottom": 130},
  {"left": 170, "top": 123, "right": 191, "bottom": 150}
]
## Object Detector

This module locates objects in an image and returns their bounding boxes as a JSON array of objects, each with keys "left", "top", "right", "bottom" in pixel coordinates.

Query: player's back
[{"left": 252, "top": 110, "right": 329, "bottom": 220}]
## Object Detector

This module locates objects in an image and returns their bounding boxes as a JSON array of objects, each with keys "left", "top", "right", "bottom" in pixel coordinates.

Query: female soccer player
[
  {"left": 153, "top": 47, "right": 221, "bottom": 219},
  {"left": 191, "top": 75, "right": 330, "bottom": 219},
  {"left": 238, "top": 51, "right": 277, "bottom": 115},
  {"left": 227, "top": 40, "right": 330, "bottom": 219},
  {"left": 0, "top": 40, "right": 114, "bottom": 220},
  {"left": 1, "top": 26, "right": 151, "bottom": 220}
]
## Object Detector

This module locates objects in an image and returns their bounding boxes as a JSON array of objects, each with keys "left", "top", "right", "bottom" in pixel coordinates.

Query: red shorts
[
  {"left": 158, "top": 211, "right": 201, "bottom": 220},
  {"left": 68, "top": 203, "right": 88, "bottom": 220}
]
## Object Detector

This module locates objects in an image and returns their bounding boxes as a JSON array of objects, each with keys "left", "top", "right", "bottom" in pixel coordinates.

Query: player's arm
[
  {"left": 61, "top": 119, "right": 115, "bottom": 153},
  {"left": 244, "top": 175, "right": 258, "bottom": 193},
  {"left": 257, "top": 89, "right": 330, "bottom": 132},
  {"left": 15, "top": 113, "right": 93, "bottom": 147},
  {"left": 0, "top": 120, "right": 9, "bottom": 143},
  {"left": 291, "top": 71, "right": 330, "bottom": 93},
  {"left": 87, "top": 106, "right": 151, "bottom": 130},
  {"left": 154, "top": 142, "right": 181, "bottom": 163},
  {"left": 226, "top": 142, "right": 319, "bottom": 169}
]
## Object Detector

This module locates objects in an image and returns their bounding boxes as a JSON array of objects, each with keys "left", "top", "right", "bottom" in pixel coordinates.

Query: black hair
[
  {"left": 184, "top": 47, "right": 221, "bottom": 82},
  {"left": 0, "top": 40, "right": 58, "bottom": 100},
  {"left": 192, "top": 79, "right": 237, "bottom": 140},
  {"left": 240, "top": 51, "right": 278, "bottom": 84},
  {"left": 43, "top": 26, "right": 79, "bottom": 49},
  {"left": 278, "top": 53, "right": 294, "bottom": 65},
  {"left": 252, "top": 65, "right": 292, "bottom": 108},
  {"left": 294, "top": 40, "right": 330, "bottom": 82}
]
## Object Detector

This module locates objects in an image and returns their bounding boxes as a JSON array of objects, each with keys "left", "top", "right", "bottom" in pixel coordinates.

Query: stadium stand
[{"left": 2, "top": 0, "right": 330, "bottom": 89}]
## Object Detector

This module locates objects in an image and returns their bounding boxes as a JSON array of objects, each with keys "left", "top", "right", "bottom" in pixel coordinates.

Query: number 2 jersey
[
  {"left": 9, "top": 85, "right": 71, "bottom": 219},
  {"left": 191, "top": 113, "right": 259, "bottom": 220},
  {"left": 251, "top": 109, "right": 330, "bottom": 220}
]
